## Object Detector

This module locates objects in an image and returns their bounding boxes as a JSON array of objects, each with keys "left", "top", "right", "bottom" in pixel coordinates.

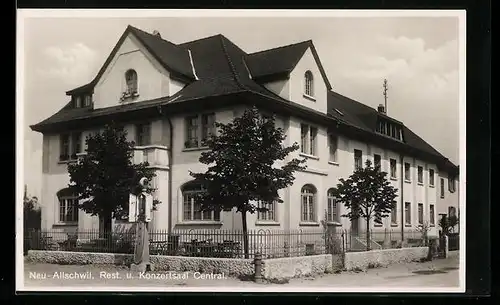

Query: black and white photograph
[{"left": 17, "top": 9, "right": 465, "bottom": 292}]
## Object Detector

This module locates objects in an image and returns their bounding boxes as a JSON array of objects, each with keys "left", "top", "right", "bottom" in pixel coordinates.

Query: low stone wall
[
  {"left": 344, "top": 247, "right": 428, "bottom": 271},
  {"left": 26, "top": 250, "right": 254, "bottom": 277},
  {"left": 262, "top": 254, "right": 333, "bottom": 280}
]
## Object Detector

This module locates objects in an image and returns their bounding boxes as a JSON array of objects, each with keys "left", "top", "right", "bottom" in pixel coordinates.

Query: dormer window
[
  {"left": 83, "top": 94, "right": 92, "bottom": 107},
  {"left": 304, "top": 70, "right": 314, "bottom": 97},
  {"left": 74, "top": 94, "right": 92, "bottom": 108},
  {"left": 74, "top": 96, "right": 82, "bottom": 108},
  {"left": 125, "top": 69, "right": 138, "bottom": 95},
  {"left": 376, "top": 117, "right": 403, "bottom": 141}
]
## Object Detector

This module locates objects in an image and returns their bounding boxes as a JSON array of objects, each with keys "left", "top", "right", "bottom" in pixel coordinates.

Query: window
[
  {"left": 257, "top": 201, "right": 276, "bottom": 221},
  {"left": 135, "top": 123, "right": 151, "bottom": 146},
  {"left": 417, "top": 166, "right": 423, "bottom": 184},
  {"left": 74, "top": 96, "right": 82, "bottom": 108},
  {"left": 448, "top": 177, "right": 456, "bottom": 193},
  {"left": 448, "top": 206, "right": 457, "bottom": 218},
  {"left": 429, "top": 169, "right": 435, "bottom": 186},
  {"left": 184, "top": 113, "right": 216, "bottom": 149},
  {"left": 354, "top": 149, "right": 363, "bottom": 170},
  {"left": 328, "top": 135, "right": 338, "bottom": 163},
  {"left": 125, "top": 69, "right": 138, "bottom": 95},
  {"left": 374, "top": 154, "right": 381, "bottom": 171},
  {"left": 59, "top": 132, "right": 83, "bottom": 161},
  {"left": 376, "top": 118, "right": 403, "bottom": 141},
  {"left": 201, "top": 113, "right": 216, "bottom": 145},
  {"left": 71, "top": 133, "right": 82, "bottom": 159},
  {"left": 301, "top": 124, "right": 308, "bottom": 154},
  {"left": 83, "top": 95, "right": 92, "bottom": 107},
  {"left": 404, "top": 162, "right": 411, "bottom": 181},
  {"left": 326, "top": 189, "right": 339, "bottom": 222},
  {"left": 57, "top": 188, "right": 78, "bottom": 224},
  {"left": 300, "top": 124, "right": 317, "bottom": 156},
  {"left": 418, "top": 203, "right": 424, "bottom": 224},
  {"left": 182, "top": 182, "right": 220, "bottom": 221},
  {"left": 391, "top": 203, "right": 397, "bottom": 225},
  {"left": 304, "top": 70, "right": 314, "bottom": 97},
  {"left": 301, "top": 185, "right": 316, "bottom": 222},
  {"left": 404, "top": 202, "right": 411, "bottom": 226},
  {"left": 390, "top": 159, "right": 397, "bottom": 178},
  {"left": 309, "top": 127, "right": 318, "bottom": 156},
  {"left": 430, "top": 204, "right": 435, "bottom": 226},
  {"left": 440, "top": 178, "right": 445, "bottom": 198}
]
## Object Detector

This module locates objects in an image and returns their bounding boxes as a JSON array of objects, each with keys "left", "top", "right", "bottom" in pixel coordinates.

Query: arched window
[
  {"left": 304, "top": 70, "right": 314, "bottom": 97},
  {"left": 181, "top": 181, "right": 220, "bottom": 221},
  {"left": 301, "top": 184, "right": 317, "bottom": 222},
  {"left": 56, "top": 188, "right": 79, "bottom": 224},
  {"left": 327, "top": 188, "right": 339, "bottom": 223},
  {"left": 125, "top": 69, "right": 138, "bottom": 95}
]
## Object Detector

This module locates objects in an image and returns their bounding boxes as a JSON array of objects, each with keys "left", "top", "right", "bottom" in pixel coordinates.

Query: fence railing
[
  {"left": 24, "top": 228, "right": 429, "bottom": 258},
  {"left": 447, "top": 233, "right": 459, "bottom": 251}
]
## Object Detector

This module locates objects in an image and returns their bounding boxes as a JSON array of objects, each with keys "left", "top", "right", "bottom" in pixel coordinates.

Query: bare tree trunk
[
  {"left": 241, "top": 211, "right": 249, "bottom": 259},
  {"left": 366, "top": 217, "right": 371, "bottom": 251}
]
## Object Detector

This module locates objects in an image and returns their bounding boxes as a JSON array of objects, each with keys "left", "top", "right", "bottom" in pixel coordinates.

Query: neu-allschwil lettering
[{"left": 52, "top": 271, "right": 94, "bottom": 280}]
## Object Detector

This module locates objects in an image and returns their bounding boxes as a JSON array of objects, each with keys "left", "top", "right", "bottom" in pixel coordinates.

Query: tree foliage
[
  {"left": 330, "top": 159, "right": 398, "bottom": 250},
  {"left": 439, "top": 214, "right": 459, "bottom": 235},
  {"left": 23, "top": 185, "right": 41, "bottom": 230},
  {"left": 190, "top": 106, "right": 306, "bottom": 257},
  {"left": 67, "top": 124, "right": 159, "bottom": 233}
]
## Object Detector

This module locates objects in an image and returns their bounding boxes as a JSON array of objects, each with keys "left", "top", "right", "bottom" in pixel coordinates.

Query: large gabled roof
[
  {"left": 327, "top": 91, "right": 447, "bottom": 162},
  {"left": 31, "top": 25, "right": 458, "bottom": 173}
]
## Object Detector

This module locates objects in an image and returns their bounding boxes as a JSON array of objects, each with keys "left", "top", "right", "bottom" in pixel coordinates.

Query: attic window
[
  {"left": 304, "top": 71, "right": 314, "bottom": 97},
  {"left": 376, "top": 118, "right": 403, "bottom": 141},
  {"left": 125, "top": 69, "right": 138, "bottom": 95},
  {"left": 74, "top": 96, "right": 82, "bottom": 108}
]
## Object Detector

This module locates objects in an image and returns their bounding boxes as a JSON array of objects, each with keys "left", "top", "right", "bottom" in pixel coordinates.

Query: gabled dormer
[
  {"left": 246, "top": 40, "right": 332, "bottom": 114},
  {"left": 375, "top": 104, "right": 404, "bottom": 142},
  {"left": 71, "top": 92, "right": 93, "bottom": 109},
  {"left": 64, "top": 25, "right": 197, "bottom": 110}
]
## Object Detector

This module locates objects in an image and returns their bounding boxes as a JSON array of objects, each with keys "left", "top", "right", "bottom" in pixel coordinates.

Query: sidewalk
[{"left": 22, "top": 253, "right": 460, "bottom": 289}]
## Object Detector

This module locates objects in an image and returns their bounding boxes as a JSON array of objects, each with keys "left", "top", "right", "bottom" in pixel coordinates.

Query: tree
[
  {"left": 448, "top": 215, "right": 459, "bottom": 233},
  {"left": 415, "top": 221, "right": 431, "bottom": 246},
  {"left": 23, "top": 185, "right": 41, "bottom": 230},
  {"left": 330, "top": 159, "right": 398, "bottom": 250},
  {"left": 190, "top": 106, "right": 306, "bottom": 258},
  {"left": 67, "top": 124, "right": 159, "bottom": 235},
  {"left": 439, "top": 214, "right": 458, "bottom": 235}
]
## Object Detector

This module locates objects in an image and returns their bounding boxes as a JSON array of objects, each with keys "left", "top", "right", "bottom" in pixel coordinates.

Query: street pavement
[{"left": 21, "top": 252, "right": 460, "bottom": 290}]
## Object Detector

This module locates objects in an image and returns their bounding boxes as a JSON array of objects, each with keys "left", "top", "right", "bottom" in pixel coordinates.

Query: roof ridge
[
  {"left": 127, "top": 25, "right": 178, "bottom": 46},
  {"left": 177, "top": 33, "right": 224, "bottom": 47},
  {"left": 247, "top": 40, "right": 311, "bottom": 56},
  {"left": 218, "top": 35, "right": 246, "bottom": 90}
]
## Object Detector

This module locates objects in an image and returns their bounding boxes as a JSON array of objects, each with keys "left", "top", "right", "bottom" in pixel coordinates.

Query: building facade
[{"left": 30, "top": 26, "right": 460, "bottom": 242}]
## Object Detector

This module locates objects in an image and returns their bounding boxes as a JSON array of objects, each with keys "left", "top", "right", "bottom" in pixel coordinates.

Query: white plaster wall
[
  {"left": 263, "top": 79, "right": 290, "bottom": 100},
  {"left": 93, "top": 34, "right": 185, "bottom": 109}
]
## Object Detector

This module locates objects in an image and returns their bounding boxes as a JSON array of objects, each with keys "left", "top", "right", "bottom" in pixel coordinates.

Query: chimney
[
  {"left": 152, "top": 30, "right": 161, "bottom": 38},
  {"left": 377, "top": 104, "right": 386, "bottom": 114}
]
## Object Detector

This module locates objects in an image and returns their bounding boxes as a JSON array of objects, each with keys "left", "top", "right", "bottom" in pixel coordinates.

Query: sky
[{"left": 20, "top": 11, "right": 462, "bottom": 199}]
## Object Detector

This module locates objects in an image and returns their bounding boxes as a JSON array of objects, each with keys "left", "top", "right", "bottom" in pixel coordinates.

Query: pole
[{"left": 383, "top": 79, "right": 388, "bottom": 115}]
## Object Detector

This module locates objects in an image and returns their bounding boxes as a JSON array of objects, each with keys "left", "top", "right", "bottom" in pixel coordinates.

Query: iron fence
[
  {"left": 447, "top": 233, "right": 459, "bottom": 251},
  {"left": 24, "top": 227, "right": 429, "bottom": 258},
  {"left": 24, "top": 228, "right": 346, "bottom": 259}
]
